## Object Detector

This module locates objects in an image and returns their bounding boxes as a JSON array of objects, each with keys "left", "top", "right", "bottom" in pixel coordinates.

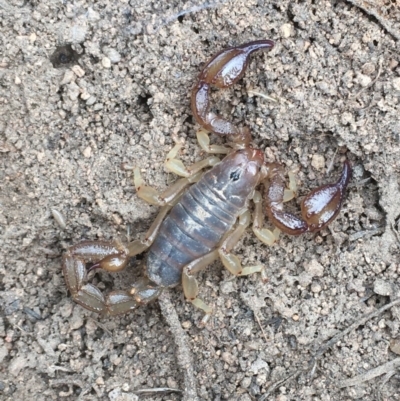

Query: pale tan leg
[
  {"left": 129, "top": 168, "right": 207, "bottom": 256},
  {"left": 131, "top": 167, "right": 203, "bottom": 255},
  {"left": 218, "top": 210, "right": 264, "bottom": 276},
  {"left": 196, "top": 129, "right": 231, "bottom": 154},
  {"left": 283, "top": 170, "right": 297, "bottom": 202},
  {"left": 134, "top": 167, "right": 202, "bottom": 205},
  {"left": 182, "top": 211, "right": 264, "bottom": 325},
  {"left": 127, "top": 204, "right": 173, "bottom": 257},
  {"left": 253, "top": 171, "right": 297, "bottom": 245},
  {"left": 182, "top": 250, "right": 219, "bottom": 324},
  {"left": 252, "top": 191, "right": 280, "bottom": 245},
  {"left": 164, "top": 142, "right": 220, "bottom": 177}
]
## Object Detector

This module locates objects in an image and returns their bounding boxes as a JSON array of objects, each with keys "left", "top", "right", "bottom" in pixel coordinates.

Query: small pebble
[
  {"left": 280, "top": 23, "right": 292, "bottom": 38},
  {"left": 112, "top": 213, "right": 123, "bottom": 225},
  {"left": 373, "top": 279, "right": 393, "bottom": 296},
  {"left": 86, "top": 96, "right": 97, "bottom": 105},
  {"left": 390, "top": 338, "right": 400, "bottom": 355},
  {"left": 83, "top": 146, "right": 92, "bottom": 158},
  {"left": 298, "top": 272, "right": 313, "bottom": 287},
  {"left": 311, "top": 154, "right": 325, "bottom": 171},
  {"left": 356, "top": 73, "right": 371, "bottom": 87},
  {"left": 0, "top": 347, "right": 8, "bottom": 365},
  {"left": 61, "top": 70, "right": 75, "bottom": 85},
  {"left": 87, "top": 7, "right": 100, "bottom": 21},
  {"left": 71, "top": 65, "right": 85, "bottom": 77},
  {"left": 392, "top": 77, "right": 400, "bottom": 91},
  {"left": 311, "top": 280, "right": 322, "bottom": 293},
  {"left": 361, "top": 62, "right": 375, "bottom": 75},
  {"left": 67, "top": 82, "right": 80, "bottom": 100},
  {"left": 80, "top": 91, "right": 91, "bottom": 100},
  {"left": 221, "top": 351, "right": 235, "bottom": 365},
  {"left": 69, "top": 309, "right": 84, "bottom": 330},
  {"left": 304, "top": 259, "right": 324, "bottom": 277},
  {"left": 181, "top": 320, "right": 192, "bottom": 329},
  {"left": 102, "top": 57, "right": 111, "bottom": 68},
  {"left": 249, "top": 358, "right": 269, "bottom": 375},
  {"left": 341, "top": 111, "right": 354, "bottom": 125},
  {"left": 51, "top": 208, "right": 67, "bottom": 229},
  {"left": 241, "top": 376, "right": 252, "bottom": 388},
  {"left": 220, "top": 280, "right": 235, "bottom": 294},
  {"left": 68, "top": 24, "right": 86, "bottom": 43},
  {"left": 104, "top": 48, "right": 121, "bottom": 63}
]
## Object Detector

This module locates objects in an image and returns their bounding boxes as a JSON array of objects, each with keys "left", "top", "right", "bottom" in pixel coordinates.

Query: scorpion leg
[
  {"left": 284, "top": 170, "right": 297, "bottom": 202},
  {"left": 252, "top": 191, "right": 281, "bottom": 245},
  {"left": 164, "top": 142, "right": 220, "bottom": 177},
  {"left": 218, "top": 210, "right": 264, "bottom": 276},
  {"left": 182, "top": 210, "right": 263, "bottom": 324},
  {"left": 196, "top": 129, "right": 231, "bottom": 154},
  {"left": 182, "top": 250, "right": 219, "bottom": 321},
  {"left": 134, "top": 167, "right": 203, "bottom": 206},
  {"left": 134, "top": 144, "right": 221, "bottom": 204},
  {"left": 264, "top": 161, "right": 351, "bottom": 235}
]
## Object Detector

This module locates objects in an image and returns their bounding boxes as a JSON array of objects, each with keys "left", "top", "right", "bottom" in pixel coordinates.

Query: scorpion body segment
[
  {"left": 62, "top": 40, "right": 351, "bottom": 320},
  {"left": 146, "top": 148, "right": 264, "bottom": 288}
]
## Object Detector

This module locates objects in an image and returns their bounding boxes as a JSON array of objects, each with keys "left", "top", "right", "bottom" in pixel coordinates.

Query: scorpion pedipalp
[{"left": 259, "top": 160, "right": 351, "bottom": 236}]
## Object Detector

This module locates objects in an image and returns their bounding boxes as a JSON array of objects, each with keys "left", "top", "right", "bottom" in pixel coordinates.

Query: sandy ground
[{"left": 1, "top": 0, "right": 400, "bottom": 400}]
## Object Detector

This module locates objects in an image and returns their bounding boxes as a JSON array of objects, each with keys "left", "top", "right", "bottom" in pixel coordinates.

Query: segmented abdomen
[{"left": 146, "top": 173, "right": 243, "bottom": 287}]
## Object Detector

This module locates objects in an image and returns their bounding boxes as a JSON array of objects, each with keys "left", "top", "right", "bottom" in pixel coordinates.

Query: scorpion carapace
[{"left": 63, "top": 40, "right": 351, "bottom": 320}]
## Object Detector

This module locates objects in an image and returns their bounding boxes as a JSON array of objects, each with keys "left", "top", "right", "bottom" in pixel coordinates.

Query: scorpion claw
[
  {"left": 62, "top": 254, "right": 87, "bottom": 294},
  {"left": 301, "top": 160, "right": 352, "bottom": 232},
  {"left": 106, "top": 291, "right": 140, "bottom": 316},
  {"left": 264, "top": 161, "right": 351, "bottom": 235},
  {"left": 74, "top": 284, "right": 106, "bottom": 314}
]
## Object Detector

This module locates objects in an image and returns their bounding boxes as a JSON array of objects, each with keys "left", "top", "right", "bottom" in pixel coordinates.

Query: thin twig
[
  {"left": 89, "top": 317, "right": 113, "bottom": 336},
  {"left": 133, "top": 387, "right": 182, "bottom": 395},
  {"left": 248, "top": 90, "right": 279, "bottom": 103},
  {"left": 378, "top": 370, "right": 397, "bottom": 401},
  {"left": 158, "top": 291, "right": 199, "bottom": 401},
  {"left": 345, "top": 0, "right": 400, "bottom": 41},
  {"left": 326, "top": 148, "right": 339, "bottom": 175},
  {"left": 350, "top": 58, "right": 383, "bottom": 100},
  {"left": 254, "top": 312, "right": 269, "bottom": 344},
  {"left": 312, "top": 298, "right": 400, "bottom": 361},
  {"left": 339, "top": 358, "right": 400, "bottom": 388},
  {"left": 259, "top": 297, "right": 400, "bottom": 399},
  {"left": 134, "top": 1, "right": 229, "bottom": 35}
]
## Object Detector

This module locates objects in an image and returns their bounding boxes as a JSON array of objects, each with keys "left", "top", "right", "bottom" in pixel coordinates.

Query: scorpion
[{"left": 63, "top": 40, "right": 351, "bottom": 323}]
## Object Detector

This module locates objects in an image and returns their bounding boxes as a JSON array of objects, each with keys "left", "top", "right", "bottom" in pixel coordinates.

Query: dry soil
[{"left": 1, "top": 1, "right": 400, "bottom": 400}]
